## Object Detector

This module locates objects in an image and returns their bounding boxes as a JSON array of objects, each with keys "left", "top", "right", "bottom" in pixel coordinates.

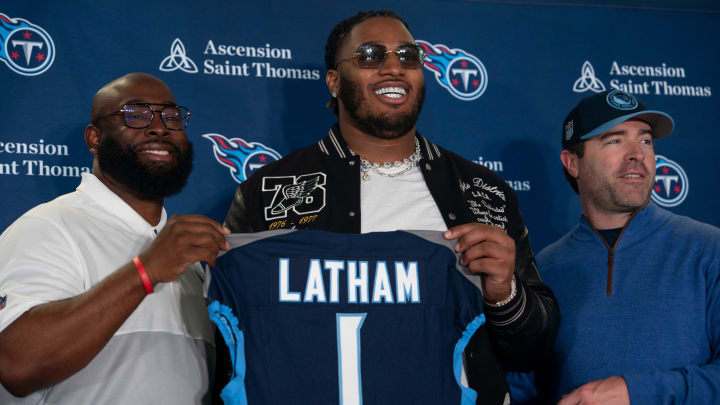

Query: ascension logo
[
  {"left": 0, "top": 13, "right": 55, "bottom": 76},
  {"left": 158, "top": 37, "right": 319, "bottom": 80},
  {"left": 159, "top": 38, "right": 198, "bottom": 73},
  {"left": 571, "top": 60, "right": 711, "bottom": 97},
  {"left": 651, "top": 155, "right": 688, "bottom": 207},
  {"left": 416, "top": 40, "right": 487, "bottom": 101},
  {"left": 573, "top": 61, "right": 606, "bottom": 93},
  {"left": 203, "top": 133, "right": 281, "bottom": 183}
]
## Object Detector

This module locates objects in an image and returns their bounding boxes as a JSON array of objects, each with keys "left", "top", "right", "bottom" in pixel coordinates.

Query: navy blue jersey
[{"left": 207, "top": 229, "right": 485, "bottom": 405}]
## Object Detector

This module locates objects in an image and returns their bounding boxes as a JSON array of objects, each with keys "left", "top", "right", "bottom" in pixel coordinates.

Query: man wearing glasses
[
  {"left": 0, "top": 73, "right": 228, "bottom": 403},
  {"left": 223, "top": 10, "right": 558, "bottom": 404}
]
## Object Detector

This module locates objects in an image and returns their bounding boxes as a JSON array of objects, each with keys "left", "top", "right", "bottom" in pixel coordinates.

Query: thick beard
[
  {"left": 339, "top": 75, "right": 425, "bottom": 140},
  {"left": 97, "top": 134, "right": 193, "bottom": 200}
]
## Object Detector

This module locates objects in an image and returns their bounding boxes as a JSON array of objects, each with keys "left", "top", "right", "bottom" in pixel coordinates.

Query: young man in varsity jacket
[{"left": 223, "top": 10, "right": 559, "bottom": 404}]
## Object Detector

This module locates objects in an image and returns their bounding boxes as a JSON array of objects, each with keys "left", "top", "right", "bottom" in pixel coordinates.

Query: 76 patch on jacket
[{"left": 261, "top": 172, "right": 327, "bottom": 228}]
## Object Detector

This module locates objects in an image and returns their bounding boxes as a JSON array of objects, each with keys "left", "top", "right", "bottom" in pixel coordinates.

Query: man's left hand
[
  {"left": 557, "top": 376, "right": 630, "bottom": 405},
  {"left": 444, "top": 223, "right": 515, "bottom": 302}
]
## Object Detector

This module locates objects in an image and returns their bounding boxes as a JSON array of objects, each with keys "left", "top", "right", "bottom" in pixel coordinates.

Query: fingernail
[
  {"left": 223, "top": 226, "right": 231, "bottom": 234},
  {"left": 444, "top": 230, "right": 452, "bottom": 238}
]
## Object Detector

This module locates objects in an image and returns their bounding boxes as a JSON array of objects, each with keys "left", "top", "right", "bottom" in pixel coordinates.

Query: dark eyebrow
[
  {"left": 598, "top": 127, "right": 653, "bottom": 140},
  {"left": 597, "top": 130, "right": 624, "bottom": 140},
  {"left": 358, "top": 41, "right": 415, "bottom": 47},
  {"left": 359, "top": 41, "right": 381, "bottom": 46}
]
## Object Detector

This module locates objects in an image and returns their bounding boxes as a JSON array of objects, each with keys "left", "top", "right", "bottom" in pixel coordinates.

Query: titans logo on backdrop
[
  {"left": 206, "top": 229, "right": 486, "bottom": 405},
  {"left": 652, "top": 155, "right": 688, "bottom": 207},
  {"left": 416, "top": 40, "right": 488, "bottom": 101},
  {"left": 204, "top": 133, "right": 282, "bottom": 183},
  {"left": 0, "top": 13, "right": 54, "bottom": 76}
]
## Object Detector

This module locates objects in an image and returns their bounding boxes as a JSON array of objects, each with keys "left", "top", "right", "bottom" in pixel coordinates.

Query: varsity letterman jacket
[{"left": 224, "top": 125, "right": 559, "bottom": 405}]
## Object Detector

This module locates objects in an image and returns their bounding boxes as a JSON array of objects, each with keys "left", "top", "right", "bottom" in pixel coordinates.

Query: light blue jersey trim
[
  {"left": 336, "top": 313, "right": 367, "bottom": 405},
  {"left": 454, "top": 313, "right": 486, "bottom": 405},
  {"left": 208, "top": 300, "right": 248, "bottom": 405}
]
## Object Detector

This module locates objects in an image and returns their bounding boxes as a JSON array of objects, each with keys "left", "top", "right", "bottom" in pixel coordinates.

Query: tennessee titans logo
[
  {"left": 652, "top": 155, "right": 689, "bottom": 207},
  {"left": 203, "top": 133, "right": 281, "bottom": 183},
  {"left": 416, "top": 40, "right": 487, "bottom": 101},
  {"left": 0, "top": 14, "right": 55, "bottom": 76}
]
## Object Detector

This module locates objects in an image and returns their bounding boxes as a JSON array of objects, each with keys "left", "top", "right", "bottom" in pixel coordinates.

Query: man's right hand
[
  {"left": 139, "top": 215, "right": 230, "bottom": 285},
  {"left": 557, "top": 376, "right": 629, "bottom": 405}
]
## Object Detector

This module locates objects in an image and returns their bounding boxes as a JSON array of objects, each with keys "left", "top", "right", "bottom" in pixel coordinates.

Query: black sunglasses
[{"left": 335, "top": 43, "right": 427, "bottom": 70}]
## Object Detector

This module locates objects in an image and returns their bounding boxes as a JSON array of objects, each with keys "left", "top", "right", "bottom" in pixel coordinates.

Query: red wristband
[{"left": 132, "top": 256, "right": 154, "bottom": 295}]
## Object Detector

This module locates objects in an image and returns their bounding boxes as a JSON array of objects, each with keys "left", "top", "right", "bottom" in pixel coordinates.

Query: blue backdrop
[{"left": 1, "top": 1, "right": 718, "bottom": 251}]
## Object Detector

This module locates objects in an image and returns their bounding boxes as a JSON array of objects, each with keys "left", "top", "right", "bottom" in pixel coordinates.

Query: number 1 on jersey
[{"left": 336, "top": 313, "right": 367, "bottom": 405}]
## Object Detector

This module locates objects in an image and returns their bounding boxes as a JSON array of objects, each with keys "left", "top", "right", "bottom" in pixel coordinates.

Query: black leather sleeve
[
  {"left": 224, "top": 186, "right": 253, "bottom": 233},
  {"left": 472, "top": 180, "right": 560, "bottom": 373},
  {"left": 485, "top": 226, "right": 559, "bottom": 371}
]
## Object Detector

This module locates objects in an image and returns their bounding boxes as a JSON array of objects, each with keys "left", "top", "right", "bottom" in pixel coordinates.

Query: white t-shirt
[
  {"left": 0, "top": 173, "right": 214, "bottom": 404},
  {"left": 360, "top": 166, "right": 447, "bottom": 233}
]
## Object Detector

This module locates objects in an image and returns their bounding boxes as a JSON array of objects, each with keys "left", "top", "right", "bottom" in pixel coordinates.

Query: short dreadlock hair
[{"left": 324, "top": 10, "right": 411, "bottom": 116}]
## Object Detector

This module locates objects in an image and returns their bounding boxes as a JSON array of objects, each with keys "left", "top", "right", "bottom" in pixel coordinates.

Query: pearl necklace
[{"left": 349, "top": 138, "right": 421, "bottom": 181}]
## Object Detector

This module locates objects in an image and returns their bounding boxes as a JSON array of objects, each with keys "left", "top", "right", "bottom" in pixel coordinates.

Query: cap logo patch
[
  {"left": 564, "top": 120, "right": 574, "bottom": 140},
  {"left": 606, "top": 89, "right": 638, "bottom": 111}
]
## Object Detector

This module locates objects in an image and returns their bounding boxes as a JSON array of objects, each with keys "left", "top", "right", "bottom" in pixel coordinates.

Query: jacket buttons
[
  {"left": 448, "top": 213, "right": 456, "bottom": 221},
  {"left": 349, "top": 160, "right": 355, "bottom": 166},
  {"left": 425, "top": 163, "right": 432, "bottom": 170},
  {"left": 348, "top": 211, "right": 356, "bottom": 217}
]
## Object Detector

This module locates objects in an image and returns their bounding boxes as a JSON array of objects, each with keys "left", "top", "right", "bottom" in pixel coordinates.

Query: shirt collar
[
  {"left": 577, "top": 202, "right": 668, "bottom": 246},
  {"left": 76, "top": 173, "right": 167, "bottom": 236}
]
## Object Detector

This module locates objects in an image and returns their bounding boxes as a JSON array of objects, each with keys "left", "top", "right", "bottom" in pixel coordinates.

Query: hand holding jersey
[
  {"left": 444, "top": 223, "right": 516, "bottom": 303},
  {"left": 140, "top": 215, "right": 230, "bottom": 285},
  {"left": 557, "top": 376, "right": 630, "bottom": 405}
]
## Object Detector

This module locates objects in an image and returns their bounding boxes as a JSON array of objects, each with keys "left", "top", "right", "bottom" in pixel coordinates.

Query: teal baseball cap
[{"left": 562, "top": 89, "right": 674, "bottom": 149}]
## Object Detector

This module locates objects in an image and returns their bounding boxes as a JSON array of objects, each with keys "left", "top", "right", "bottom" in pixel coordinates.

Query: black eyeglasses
[
  {"left": 94, "top": 103, "right": 191, "bottom": 130},
  {"left": 335, "top": 43, "right": 427, "bottom": 70}
]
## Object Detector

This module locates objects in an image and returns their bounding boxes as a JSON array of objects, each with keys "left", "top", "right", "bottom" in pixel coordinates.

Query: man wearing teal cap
[{"left": 509, "top": 89, "right": 720, "bottom": 404}]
